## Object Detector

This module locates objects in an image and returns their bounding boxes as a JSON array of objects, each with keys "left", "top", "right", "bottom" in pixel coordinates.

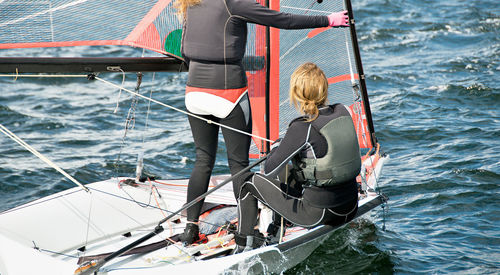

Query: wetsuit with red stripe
[{"left": 181, "top": 0, "right": 329, "bottom": 223}]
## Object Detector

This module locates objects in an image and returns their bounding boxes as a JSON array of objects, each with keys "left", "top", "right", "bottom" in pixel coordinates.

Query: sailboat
[{"left": 0, "top": 1, "right": 388, "bottom": 274}]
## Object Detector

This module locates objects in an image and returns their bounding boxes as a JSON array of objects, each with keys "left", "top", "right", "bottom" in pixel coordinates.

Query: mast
[{"left": 344, "top": 0, "right": 377, "bottom": 146}]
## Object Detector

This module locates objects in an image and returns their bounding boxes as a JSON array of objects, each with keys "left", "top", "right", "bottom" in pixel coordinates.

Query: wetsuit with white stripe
[
  {"left": 181, "top": 0, "right": 329, "bottom": 222},
  {"left": 237, "top": 104, "right": 359, "bottom": 237}
]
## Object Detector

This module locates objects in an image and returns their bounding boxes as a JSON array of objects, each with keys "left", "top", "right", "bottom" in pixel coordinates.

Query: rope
[
  {"left": 0, "top": 123, "right": 89, "bottom": 192},
  {"left": 112, "top": 69, "right": 126, "bottom": 114},
  {"left": 148, "top": 178, "right": 174, "bottom": 235}
]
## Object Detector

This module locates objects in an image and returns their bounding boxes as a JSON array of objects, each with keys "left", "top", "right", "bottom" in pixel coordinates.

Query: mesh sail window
[
  {"left": 0, "top": 0, "right": 183, "bottom": 58},
  {"left": 263, "top": 0, "right": 375, "bottom": 153}
]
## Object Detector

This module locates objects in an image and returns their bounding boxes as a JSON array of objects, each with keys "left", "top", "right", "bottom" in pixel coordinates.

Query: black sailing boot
[
  {"left": 180, "top": 222, "right": 200, "bottom": 245},
  {"left": 232, "top": 231, "right": 266, "bottom": 254}
]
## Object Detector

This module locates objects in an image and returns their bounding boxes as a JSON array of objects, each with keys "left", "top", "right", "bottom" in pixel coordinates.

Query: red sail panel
[
  {"left": 268, "top": 0, "right": 282, "bottom": 146},
  {"left": 248, "top": 71, "right": 267, "bottom": 158},
  {"left": 248, "top": 0, "right": 281, "bottom": 158},
  {"left": 348, "top": 101, "right": 374, "bottom": 149},
  {"left": 247, "top": 0, "right": 273, "bottom": 158}
]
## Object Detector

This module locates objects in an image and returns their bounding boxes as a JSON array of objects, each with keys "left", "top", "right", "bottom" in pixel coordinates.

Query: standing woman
[
  {"left": 174, "top": 0, "right": 350, "bottom": 244},
  {"left": 235, "top": 63, "right": 361, "bottom": 251}
]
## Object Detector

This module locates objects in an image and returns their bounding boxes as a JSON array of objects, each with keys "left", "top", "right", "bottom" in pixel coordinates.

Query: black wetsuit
[
  {"left": 238, "top": 104, "right": 359, "bottom": 236},
  {"left": 182, "top": 0, "right": 329, "bottom": 222}
]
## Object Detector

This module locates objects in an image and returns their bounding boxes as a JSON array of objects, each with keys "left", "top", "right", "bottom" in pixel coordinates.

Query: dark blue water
[{"left": 1, "top": 0, "right": 499, "bottom": 274}]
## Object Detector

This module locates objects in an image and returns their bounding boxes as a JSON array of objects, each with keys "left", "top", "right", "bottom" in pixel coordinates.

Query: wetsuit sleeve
[
  {"left": 263, "top": 121, "right": 310, "bottom": 178},
  {"left": 228, "top": 0, "right": 329, "bottom": 29}
]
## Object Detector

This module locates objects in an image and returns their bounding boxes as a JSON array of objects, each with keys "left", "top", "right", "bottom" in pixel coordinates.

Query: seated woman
[{"left": 235, "top": 62, "right": 362, "bottom": 251}]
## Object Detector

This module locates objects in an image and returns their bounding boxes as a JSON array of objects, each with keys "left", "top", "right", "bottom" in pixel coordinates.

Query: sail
[
  {"left": 0, "top": 0, "right": 183, "bottom": 58},
  {"left": 248, "top": 0, "right": 376, "bottom": 157},
  {"left": 0, "top": 0, "right": 375, "bottom": 155}
]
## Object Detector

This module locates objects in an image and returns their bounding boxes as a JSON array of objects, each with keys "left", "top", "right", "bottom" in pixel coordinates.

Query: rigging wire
[
  {"left": 0, "top": 72, "right": 273, "bottom": 143},
  {"left": 0, "top": 122, "right": 240, "bottom": 257},
  {"left": 135, "top": 72, "right": 156, "bottom": 182},
  {"left": 113, "top": 73, "right": 143, "bottom": 182},
  {"left": 0, "top": 123, "right": 89, "bottom": 192},
  {"left": 94, "top": 75, "right": 273, "bottom": 143},
  {"left": 0, "top": 72, "right": 263, "bottom": 240}
]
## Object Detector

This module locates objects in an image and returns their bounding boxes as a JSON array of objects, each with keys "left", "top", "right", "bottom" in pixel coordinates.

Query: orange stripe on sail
[
  {"left": 185, "top": 86, "right": 247, "bottom": 103},
  {"left": 307, "top": 27, "right": 331, "bottom": 38},
  {"left": 328, "top": 74, "right": 359, "bottom": 84},
  {"left": 125, "top": 0, "right": 173, "bottom": 43}
]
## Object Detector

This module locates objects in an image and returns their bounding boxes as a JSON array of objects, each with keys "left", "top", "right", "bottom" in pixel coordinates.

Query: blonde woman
[
  {"left": 235, "top": 63, "right": 362, "bottom": 252},
  {"left": 174, "top": 0, "right": 350, "bottom": 245}
]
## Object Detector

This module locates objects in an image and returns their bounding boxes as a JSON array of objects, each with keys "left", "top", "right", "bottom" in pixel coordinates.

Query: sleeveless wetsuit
[
  {"left": 238, "top": 105, "right": 360, "bottom": 236},
  {"left": 181, "top": 0, "right": 329, "bottom": 222}
]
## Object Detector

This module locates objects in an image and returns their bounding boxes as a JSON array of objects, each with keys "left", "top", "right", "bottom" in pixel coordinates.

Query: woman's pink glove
[{"left": 328, "top": 10, "right": 349, "bottom": 27}]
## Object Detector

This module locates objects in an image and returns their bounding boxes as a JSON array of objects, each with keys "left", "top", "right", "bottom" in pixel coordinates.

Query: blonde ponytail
[{"left": 289, "top": 63, "right": 328, "bottom": 122}]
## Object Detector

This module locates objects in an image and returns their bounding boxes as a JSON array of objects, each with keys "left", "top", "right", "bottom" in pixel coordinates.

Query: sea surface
[{"left": 1, "top": 0, "right": 499, "bottom": 274}]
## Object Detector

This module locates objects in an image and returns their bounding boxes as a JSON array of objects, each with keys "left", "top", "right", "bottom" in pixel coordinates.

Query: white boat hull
[{"left": 0, "top": 154, "right": 388, "bottom": 275}]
